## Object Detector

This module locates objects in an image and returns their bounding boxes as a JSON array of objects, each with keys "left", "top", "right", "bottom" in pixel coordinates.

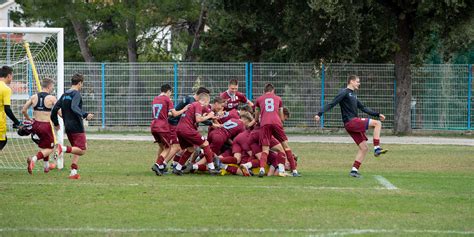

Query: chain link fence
[{"left": 58, "top": 63, "right": 472, "bottom": 131}]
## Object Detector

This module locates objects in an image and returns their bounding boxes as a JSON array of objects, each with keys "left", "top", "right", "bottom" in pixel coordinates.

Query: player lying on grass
[{"left": 314, "top": 75, "right": 387, "bottom": 178}]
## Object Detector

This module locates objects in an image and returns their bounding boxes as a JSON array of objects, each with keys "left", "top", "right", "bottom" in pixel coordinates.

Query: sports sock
[
  {"left": 260, "top": 152, "right": 268, "bottom": 168},
  {"left": 202, "top": 145, "right": 215, "bottom": 163},
  {"left": 221, "top": 156, "right": 237, "bottom": 164},
  {"left": 178, "top": 150, "right": 193, "bottom": 166},
  {"left": 374, "top": 139, "right": 380, "bottom": 147},
  {"left": 285, "top": 150, "right": 297, "bottom": 170},
  {"left": 226, "top": 166, "right": 238, "bottom": 174},
  {"left": 352, "top": 160, "right": 361, "bottom": 172},
  {"left": 156, "top": 155, "right": 165, "bottom": 165}
]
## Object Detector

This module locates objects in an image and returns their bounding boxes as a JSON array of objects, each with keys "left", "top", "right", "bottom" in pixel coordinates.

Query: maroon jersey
[
  {"left": 218, "top": 109, "right": 240, "bottom": 124},
  {"left": 220, "top": 91, "right": 249, "bottom": 111},
  {"left": 221, "top": 118, "right": 245, "bottom": 138},
  {"left": 232, "top": 129, "right": 251, "bottom": 156},
  {"left": 255, "top": 92, "right": 283, "bottom": 126},
  {"left": 177, "top": 101, "right": 203, "bottom": 131},
  {"left": 151, "top": 95, "right": 174, "bottom": 132}
]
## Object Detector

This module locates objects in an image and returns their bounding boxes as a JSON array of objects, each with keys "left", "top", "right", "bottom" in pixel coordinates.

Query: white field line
[
  {"left": 0, "top": 227, "right": 473, "bottom": 235},
  {"left": 374, "top": 175, "right": 398, "bottom": 190},
  {"left": 0, "top": 181, "right": 384, "bottom": 191}
]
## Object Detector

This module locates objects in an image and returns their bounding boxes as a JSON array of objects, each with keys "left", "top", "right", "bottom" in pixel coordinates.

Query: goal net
[{"left": 0, "top": 27, "right": 64, "bottom": 170}]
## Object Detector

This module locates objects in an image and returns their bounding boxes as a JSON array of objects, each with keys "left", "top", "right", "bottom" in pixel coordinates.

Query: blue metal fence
[{"left": 61, "top": 62, "right": 472, "bottom": 130}]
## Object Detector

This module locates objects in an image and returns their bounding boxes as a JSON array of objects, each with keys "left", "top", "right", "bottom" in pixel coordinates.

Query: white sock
[
  {"left": 70, "top": 169, "right": 77, "bottom": 176},
  {"left": 351, "top": 167, "right": 358, "bottom": 172},
  {"left": 260, "top": 167, "right": 265, "bottom": 172},
  {"left": 176, "top": 163, "right": 183, "bottom": 170},
  {"left": 292, "top": 169, "right": 298, "bottom": 174},
  {"left": 44, "top": 161, "right": 49, "bottom": 169},
  {"left": 207, "top": 162, "right": 215, "bottom": 170},
  {"left": 31, "top": 156, "right": 38, "bottom": 162},
  {"left": 192, "top": 164, "right": 198, "bottom": 170},
  {"left": 158, "top": 164, "right": 164, "bottom": 169},
  {"left": 374, "top": 145, "right": 380, "bottom": 150},
  {"left": 243, "top": 162, "right": 251, "bottom": 169},
  {"left": 278, "top": 164, "right": 285, "bottom": 173}
]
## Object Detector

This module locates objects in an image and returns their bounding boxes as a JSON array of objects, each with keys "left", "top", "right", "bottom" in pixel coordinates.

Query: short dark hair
[
  {"left": 213, "top": 96, "right": 225, "bottom": 104},
  {"left": 0, "top": 66, "right": 13, "bottom": 78},
  {"left": 71, "top": 73, "right": 84, "bottom": 85},
  {"left": 161, "top": 84, "right": 172, "bottom": 93},
  {"left": 347, "top": 75, "right": 359, "bottom": 84},
  {"left": 196, "top": 87, "right": 210, "bottom": 95},
  {"left": 264, "top": 83, "right": 274, "bottom": 92},
  {"left": 229, "top": 79, "right": 238, "bottom": 86},
  {"left": 41, "top": 78, "right": 55, "bottom": 89}
]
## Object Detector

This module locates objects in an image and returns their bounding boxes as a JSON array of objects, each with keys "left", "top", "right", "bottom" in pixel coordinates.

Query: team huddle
[
  {"left": 0, "top": 64, "right": 387, "bottom": 179},
  {"left": 150, "top": 80, "right": 300, "bottom": 177}
]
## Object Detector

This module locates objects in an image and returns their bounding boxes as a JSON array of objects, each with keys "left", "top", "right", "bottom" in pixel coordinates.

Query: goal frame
[{"left": 0, "top": 27, "right": 64, "bottom": 168}]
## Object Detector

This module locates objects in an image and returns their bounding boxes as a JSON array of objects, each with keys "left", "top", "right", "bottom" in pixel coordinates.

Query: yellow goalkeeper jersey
[{"left": 0, "top": 81, "right": 12, "bottom": 140}]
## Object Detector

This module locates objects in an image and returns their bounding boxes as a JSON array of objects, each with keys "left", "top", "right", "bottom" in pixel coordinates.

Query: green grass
[{"left": 1, "top": 141, "right": 473, "bottom": 236}]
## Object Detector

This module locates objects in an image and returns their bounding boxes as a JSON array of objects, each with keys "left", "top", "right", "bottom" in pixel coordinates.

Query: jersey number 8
[{"left": 264, "top": 98, "right": 274, "bottom": 112}]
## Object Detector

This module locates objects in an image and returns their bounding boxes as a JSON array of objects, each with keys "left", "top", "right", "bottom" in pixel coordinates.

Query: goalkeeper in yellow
[{"left": 0, "top": 66, "right": 21, "bottom": 150}]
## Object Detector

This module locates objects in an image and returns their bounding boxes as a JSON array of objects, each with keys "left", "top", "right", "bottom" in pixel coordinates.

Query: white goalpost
[{"left": 0, "top": 27, "right": 64, "bottom": 170}]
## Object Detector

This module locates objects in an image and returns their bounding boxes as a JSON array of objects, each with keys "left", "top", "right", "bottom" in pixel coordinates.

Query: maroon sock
[
  {"left": 251, "top": 159, "right": 260, "bottom": 168},
  {"left": 71, "top": 163, "right": 78, "bottom": 170},
  {"left": 173, "top": 152, "right": 182, "bottom": 162},
  {"left": 198, "top": 164, "right": 207, "bottom": 171},
  {"left": 178, "top": 150, "right": 193, "bottom": 166},
  {"left": 277, "top": 152, "right": 286, "bottom": 165},
  {"left": 226, "top": 166, "right": 238, "bottom": 174},
  {"left": 285, "top": 150, "right": 297, "bottom": 170},
  {"left": 36, "top": 152, "right": 44, "bottom": 160},
  {"left": 374, "top": 139, "right": 380, "bottom": 146},
  {"left": 260, "top": 152, "right": 268, "bottom": 168},
  {"left": 66, "top": 146, "right": 72, "bottom": 153},
  {"left": 202, "top": 145, "right": 215, "bottom": 163},
  {"left": 156, "top": 155, "right": 165, "bottom": 165},
  {"left": 44, "top": 156, "right": 49, "bottom": 162},
  {"left": 221, "top": 156, "right": 237, "bottom": 164},
  {"left": 353, "top": 160, "right": 361, "bottom": 170}
]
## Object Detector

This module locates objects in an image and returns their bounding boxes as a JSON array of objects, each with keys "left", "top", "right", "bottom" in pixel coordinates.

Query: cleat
[
  {"left": 161, "top": 164, "right": 168, "bottom": 175},
  {"left": 27, "top": 157, "right": 35, "bottom": 175},
  {"left": 213, "top": 156, "right": 222, "bottom": 170},
  {"left": 219, "top": 169, "right": 228, "bottom": 176},
  {"left": 374, "top": 147, "right": 388, "bottom": 157},
  {"left": 208, "top": 169, "right": 220, "bottom": 176},
  {"left": 68, "top": 174, "right": 81, "bottom": 179},
  {"left": 258, "top": 169, "right": 265, "bottom": 178},
  {"left": 182, "top": 164, "right": 194, "bottom": 174},
  {"left": 240, "top": 165, "right": 251, "bottom": 177},
  {"left": 349, "top": 170, "right": 361, "bottom": 178},
  {"left": 172, "top": 168, "right": 184, "bottom": 176},
  {"left": 292, "top": 171, "right": 302, "bottom": 177},
  {"left": 151, "top": 164, "right": 162, "bottom": 176}
]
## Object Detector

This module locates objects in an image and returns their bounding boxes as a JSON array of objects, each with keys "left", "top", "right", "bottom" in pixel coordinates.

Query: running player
[
  {"left": 21, "top": 78, "right": 57, "bottom": 174},
  {"left": 220, "top": 79, "right": 254, "bottom": 111},
  {"left": 314, "top": 75, "right": 387, "bottom": 178},
  {"left": 0, "top": 66, "right": 20, "bottom": 150},
  {"left": 51, "top": 74, "right": 94, "bottom": 179}
]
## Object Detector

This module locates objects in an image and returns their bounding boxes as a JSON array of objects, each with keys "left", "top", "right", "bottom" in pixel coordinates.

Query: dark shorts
[
  {"left": 208, "top": 129, "right": 228, "bottom": 155},
  {"left": 344, "top": 117, "right": 370, "bottom": 145},
  {"left": 32, "top": 121, "right": 55, "bottom": 149},
  {"left": 259, "top": 124, "right": 287, "bottom": 146},
  {"left": 151, "top": 131, "right": 172, "bottom": 148},
  {"left": 66, "top": 132, "right": 87, "bottom": 150},
  {"left": 169, "top": 125, "right": 179, "bottom": 145},
  {"left": 177, "top": 128, "right": 205, "bottom": 149}
]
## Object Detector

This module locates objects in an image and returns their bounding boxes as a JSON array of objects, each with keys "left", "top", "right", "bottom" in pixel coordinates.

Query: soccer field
[{"left": 1, "top": 140, "right": 473, "bottom": 236}]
